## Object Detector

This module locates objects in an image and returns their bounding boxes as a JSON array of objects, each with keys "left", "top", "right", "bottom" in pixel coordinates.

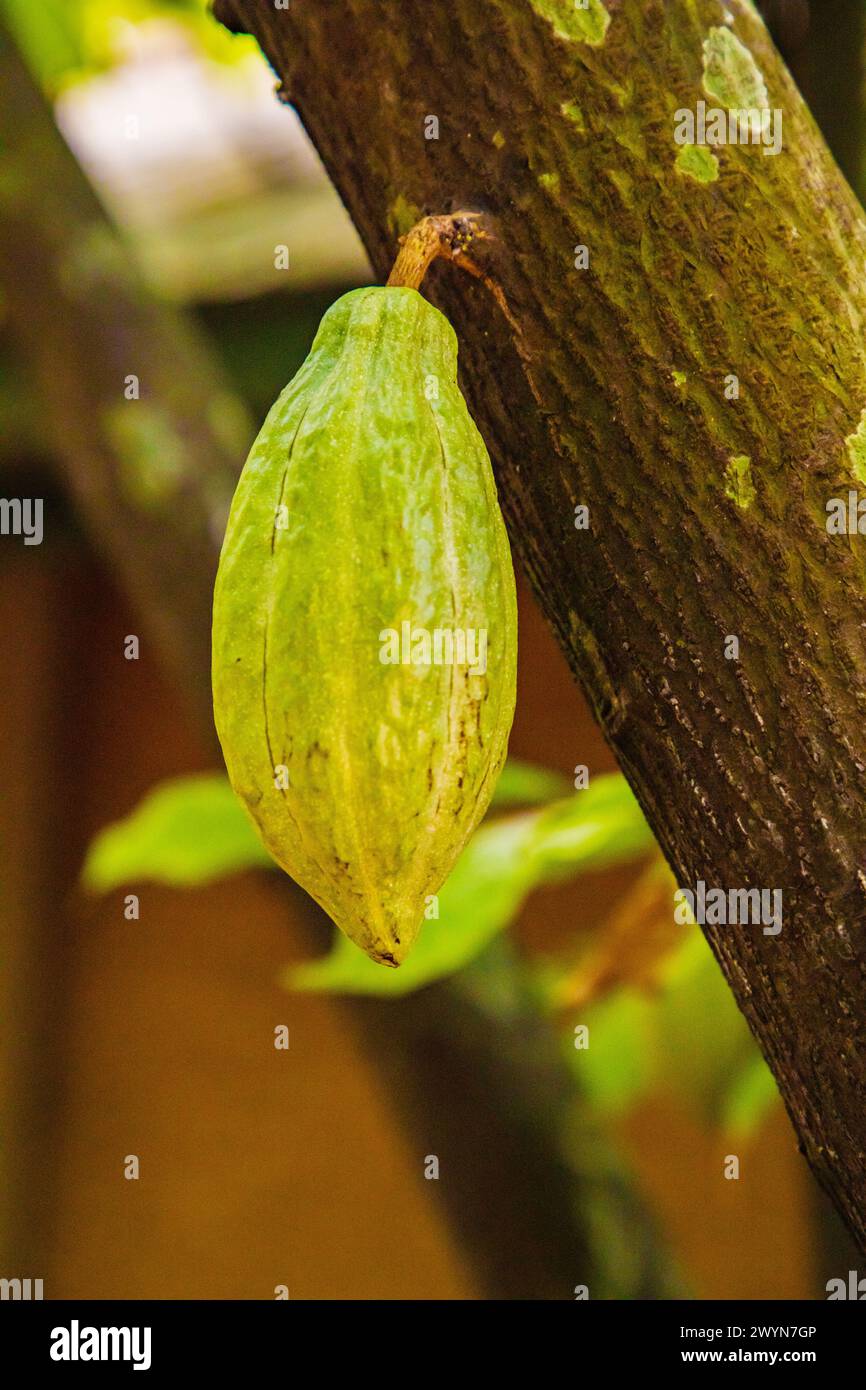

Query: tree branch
[
  {"left": 0, "top": 24, "right": 251, "bottom": 725},
  {"left": 214, "top": 0, "right": 866, "bottom": 1246}
]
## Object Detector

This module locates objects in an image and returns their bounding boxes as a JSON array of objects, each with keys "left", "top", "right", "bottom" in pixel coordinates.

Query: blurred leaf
[
  {"left": 82, "top": 764, "right": 657, "bottom": 995},
  {"left": 571, "top": 929, "right": 780, "bottom": 1136},
  {"left": 551, "top": 859, "right": 679, "bottom": 1011},
  {"left": 720, "top": 1052, "right": 779, "bottom": 1140},
  {"left": 575, "top": 990, "right": 655, "bottom": 1114},
  {"left": 82, "top": 773, "right": 270, "bottom": 890},
  {"left": 489, "top": 758, "right": 570, "bottom": 809},
  {"left": 2, "top": 0, "right": 257, "bottom": 95},
  {"left": 1, "top": 0, "right": 85, "bottom": 93},
  {"left": 652, "top": 931, "right": 761, "bottom": 1122},
  {"left": 527, "top": 773, "right": 655, "bottom": 880},
  {"left": 79, "top": 757, "right": 778, "bottom": 1138}
]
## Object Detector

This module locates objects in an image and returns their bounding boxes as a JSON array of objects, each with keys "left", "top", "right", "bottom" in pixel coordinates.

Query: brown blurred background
[{"left": 2, "top": 550, "right": 832, "bottom": 1298}]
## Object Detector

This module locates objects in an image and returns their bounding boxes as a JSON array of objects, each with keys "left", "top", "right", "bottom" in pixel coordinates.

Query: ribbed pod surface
[{"left": 212, "top": 287, "right": 517, "bottom": 964}]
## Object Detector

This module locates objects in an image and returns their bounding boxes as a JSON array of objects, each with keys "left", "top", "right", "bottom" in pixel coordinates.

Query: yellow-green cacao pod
[{"left": 212, "top": 286, "right": 517, "bottom": 966}]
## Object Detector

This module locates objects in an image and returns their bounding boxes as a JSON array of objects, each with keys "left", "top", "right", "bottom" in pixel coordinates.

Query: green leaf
[
  {"left": 576, "top": 990, "right": 656, "bottom": 1114},
  {"left": 1, "top": 0, "right": 85, "bottom": 93},
  {"left": 720, "top": 1053, "right": 779, "bottom": 1139},
  {"left": 526, "top": 773, "right": 655, "bottom": 881},
  {"left": 81, "top": 765, "right": 657, "bottom": 997},
  {"left": 652, "top": 931, "right": 764, "bottom": 1124},
  {"left": 82, "top": 774, "right": 271, "bottom": 890},
  {"left": 489, "top": 758, "right": 570, "bottom": 809},
  {"left": 2, "top": 0, "right": 259, "bottom": 95},
  {"left": 572, "top": 930, "right": 780, "bottom": 1135}
]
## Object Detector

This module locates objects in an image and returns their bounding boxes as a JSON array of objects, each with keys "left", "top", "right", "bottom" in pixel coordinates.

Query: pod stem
[
  {"left": 387, "top": 210, "right": 518, "bottom": 334},
  {"left": 386, "top": 211, "right": 491, "bottom": 290}
]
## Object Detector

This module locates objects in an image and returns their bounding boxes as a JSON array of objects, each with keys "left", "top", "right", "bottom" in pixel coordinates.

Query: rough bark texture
[{"left": 214, "top": 0, "right": 866, "bottom": 1245}]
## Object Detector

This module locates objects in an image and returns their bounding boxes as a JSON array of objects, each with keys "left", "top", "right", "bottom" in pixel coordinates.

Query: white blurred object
[{"left": 54, "top": 19, "right": 368, "bottom": 297}]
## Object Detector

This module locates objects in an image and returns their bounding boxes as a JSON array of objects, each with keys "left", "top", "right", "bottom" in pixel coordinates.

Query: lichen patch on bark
[
  {"left": 388, "top": 194, "right": 423, "bottom": 238},
  {"left": 845, "top": 408, "right": 866, "bottom": 485},
  {"left": 530, "top": 0, "right": 609, "bottom": 46},
  {"left": 702, "top": 26, "right": 769, "bottom": 111},
  {"left": 561, "top": 100, "right": 585, "bottom": 130},
  {"left": 675, "top": 144, "right": 719, "bottom": 182}
]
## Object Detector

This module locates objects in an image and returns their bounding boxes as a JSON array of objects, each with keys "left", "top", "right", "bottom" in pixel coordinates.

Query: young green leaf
[
  {"left": 489, "top": 758, "right": 571, "bottom": 808},
  {"left": 82, "top": 774, "right": 270, "bottom": 891}
]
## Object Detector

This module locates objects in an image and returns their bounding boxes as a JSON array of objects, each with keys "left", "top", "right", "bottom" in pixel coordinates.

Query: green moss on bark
[
  {"left": 724, "top": 454, "right": 756, "bottom": 509},
  {"left": 675, "top": 144, "right": 719, "bottom": 182}
]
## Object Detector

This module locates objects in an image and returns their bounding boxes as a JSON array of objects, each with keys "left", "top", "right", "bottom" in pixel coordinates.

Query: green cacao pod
[{"left": 212, "top": 286, "right": 517, "bottom": 966}]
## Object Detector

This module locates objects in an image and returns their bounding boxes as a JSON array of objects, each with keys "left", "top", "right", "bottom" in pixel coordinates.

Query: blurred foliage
[
  {"left": 83, "top": 772, "right": 270, "bottom": 889},
  {"left": 196, "top": 295, "right": 354, "bottom": 417},
  {"left": 571, "top": 932, "right": 778, "bottom": 1133},
  {"left": 82, "top": 761, "right": 780, "bottom": 1137},
  {"left": 0, "top": 2, "right": 370, "bottom": 301},
  {"left": 489, "top": 757, "right": 570, "bottom": 808},
  {"left": 1, "top": 0, "right": 257, "bottom": 95},
  {"left": 144, "top": 191, "right": 368, "bottom": 304},
  {"left": 82, "top": 761, "right": 644, "bottom": 901}
]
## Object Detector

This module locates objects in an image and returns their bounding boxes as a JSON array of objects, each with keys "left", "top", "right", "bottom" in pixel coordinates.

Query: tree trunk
[{"left": 214, "top": 0, "right": 866, "bottom": 1247}]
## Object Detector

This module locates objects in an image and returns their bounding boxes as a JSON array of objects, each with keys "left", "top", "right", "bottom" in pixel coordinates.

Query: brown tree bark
[{"left": 214, "top": 0, "right": 866, "bottom": 1246}]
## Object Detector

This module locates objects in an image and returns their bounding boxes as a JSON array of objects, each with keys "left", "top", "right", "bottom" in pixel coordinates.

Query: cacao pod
[{"left": 212, "top": 286, "right": 517, "bottom": 965}]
